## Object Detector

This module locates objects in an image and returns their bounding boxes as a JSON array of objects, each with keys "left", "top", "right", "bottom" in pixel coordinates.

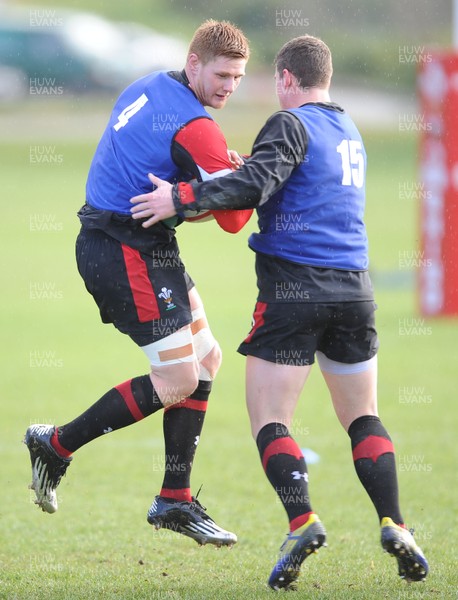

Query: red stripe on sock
[
  {"left": 121, "top": 244, "right": 160, "bottom": 322},
  {"left": 352, "top": 435, "right": 394, "bottom": 463},
  {"left": 50, "top": 430, "right": 72, "bottom": 458},
  {"left": 115, "top": 379, "right": 144, "bottom": 421},
  {"left": 164, "top": 398, "right": 208, "bottom": 412},
  {"left": 289, "top": 512, "right": 313, "bottom": 533},
  {"left": 262, "top": 437, "right": 303, "bottom": 471},
  {"left": 160, "top": 487, "right": 192, "bottom": 502}
]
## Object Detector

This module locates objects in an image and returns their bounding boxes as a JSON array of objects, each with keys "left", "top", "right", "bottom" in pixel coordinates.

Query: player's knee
[
  {"left": 168, "top": 365, "right": 200, "bottom": 404},
  {"left": 150, "top": 360, "right": 199, "bottom": 407},
  {"left": 190, "top": 307, "right": 221, "bottom": 379},
  {"left": 166, "top": 382, "right": 199, "bottom": 405}
]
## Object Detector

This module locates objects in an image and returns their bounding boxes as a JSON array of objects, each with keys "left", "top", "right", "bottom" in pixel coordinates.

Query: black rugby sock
[
  {"left": 348, "top": 415, "right": 404, "bottom": 524},
  {"left": 160, "top": 380, "right": 211, "bottom": 502},
  {"left": 51, "top": 375, "right": 163, "bottom": 454},
  {"left": 257, "top": 422, "right": 313, "bottom": 531}
]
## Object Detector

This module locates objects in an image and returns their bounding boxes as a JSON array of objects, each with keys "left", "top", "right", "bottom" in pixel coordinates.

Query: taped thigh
[{"left": 141, "top": 326, "right": 196, "bottom": 367}]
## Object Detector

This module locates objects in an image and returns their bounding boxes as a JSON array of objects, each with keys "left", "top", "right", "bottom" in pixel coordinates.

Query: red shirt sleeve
[
  {"left": 174, "top": 117, "right": 232, "bottom": 177},
  {"left": 173, "top": 118, "right": 253, "bottom": 233}
]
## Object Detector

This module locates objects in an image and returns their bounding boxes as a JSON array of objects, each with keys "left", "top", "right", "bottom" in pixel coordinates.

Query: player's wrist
[{"left": 174, "top": 182, "right": 198, "bottom": 215}]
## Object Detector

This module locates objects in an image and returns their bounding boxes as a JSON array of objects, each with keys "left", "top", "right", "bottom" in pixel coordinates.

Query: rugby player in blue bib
[
  {"left": 132, "top": 34, "right": 429, "bottom": 591},
  {"left": 25, "top": 20, "right": 252, "bottom": 549}
]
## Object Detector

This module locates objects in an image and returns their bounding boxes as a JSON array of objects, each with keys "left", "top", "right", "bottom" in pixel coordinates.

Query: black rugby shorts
[
  {"left": 238, "top": 300, "right": 379, "bottom": 366},
  {"left": 76, "top": 228, "right": 193, "bottom": 346}
]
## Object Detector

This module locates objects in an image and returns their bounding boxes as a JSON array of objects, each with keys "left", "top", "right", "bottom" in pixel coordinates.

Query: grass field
[{"left": 0, "top": 99, "right": 457, "bottom": 599}]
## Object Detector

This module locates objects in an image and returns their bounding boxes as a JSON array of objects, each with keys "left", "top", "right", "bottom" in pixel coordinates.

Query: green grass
[{"left": 0, "top": 102, "right": 457, "bottom": 599}]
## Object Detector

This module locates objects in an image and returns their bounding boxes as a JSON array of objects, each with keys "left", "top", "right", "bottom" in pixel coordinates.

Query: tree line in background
[{"left": 17, "top": 0, "right": 452, "bottom": 89}]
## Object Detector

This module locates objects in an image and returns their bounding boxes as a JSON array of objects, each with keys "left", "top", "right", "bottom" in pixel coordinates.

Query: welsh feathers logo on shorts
[{"left": 158, "top": 287, "right": 176, "bottom": 311}]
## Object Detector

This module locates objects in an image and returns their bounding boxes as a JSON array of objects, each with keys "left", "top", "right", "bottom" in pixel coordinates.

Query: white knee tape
[
  {"left": 191, "top": 307, "right": 217, "bottom": 363},
  {"left": 316, "top": 351, "right": 377, "bottom": 375}
]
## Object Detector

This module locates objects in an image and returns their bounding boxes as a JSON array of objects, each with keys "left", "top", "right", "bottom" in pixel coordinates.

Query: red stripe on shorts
[
  {"left": 262, "top": 437, "right": 303, "bottom": 471},
  {"left": 121, "top": 244, "right": 160, "bottom": 322},
  {"left": 244, "top": 301, "right": 268, "bottom": 344},
  {"left": 115, "top": 379, "right": 145, "bottom": 421}
]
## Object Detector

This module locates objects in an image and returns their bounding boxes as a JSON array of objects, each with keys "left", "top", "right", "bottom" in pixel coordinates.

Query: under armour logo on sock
[
  {"left": 291, "top": 471, "right": 308, "bottom": 481},
  {"left": 194, "top": 435, "right": 200, "bottom": 446}
]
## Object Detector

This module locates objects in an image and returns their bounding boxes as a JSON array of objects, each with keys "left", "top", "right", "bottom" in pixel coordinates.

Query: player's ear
[
  {"left": 282, "top": 69, "right": 294, "bottom": 89},
  {"left": 187, "top": 53, "right": 201, "bottom": 75}
]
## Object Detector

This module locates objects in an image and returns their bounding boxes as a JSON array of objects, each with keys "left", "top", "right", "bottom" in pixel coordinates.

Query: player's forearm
[
  {"left": 173, "top": 166, "right": 264, "bottom": 212},
  {"left": 173, "top": 113, "right": 307, "bottom": 214}
]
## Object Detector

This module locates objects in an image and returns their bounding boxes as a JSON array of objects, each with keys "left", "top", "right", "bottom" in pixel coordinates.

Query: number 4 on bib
[{"left": 113, "top": 94, "right": 149, "bottom": 132}]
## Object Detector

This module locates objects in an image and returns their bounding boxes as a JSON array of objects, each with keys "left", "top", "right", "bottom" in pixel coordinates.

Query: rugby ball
[{"left": 183, "top": 208, "right": 214, "bottom": 223}]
